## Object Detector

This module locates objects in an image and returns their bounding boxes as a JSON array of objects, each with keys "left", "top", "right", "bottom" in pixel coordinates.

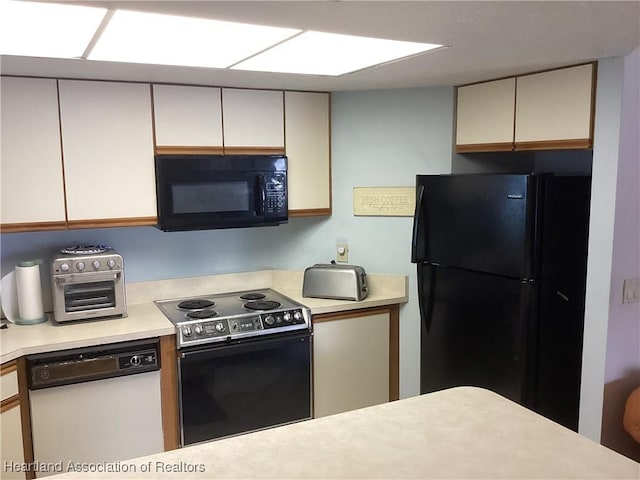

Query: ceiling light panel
[
  {"left": 231, "top": 31, "right": 443, "bottom": 76},
  {"left": 0, "top": 0, "right": 107, "bottom": 58},
  {"left": 88, "top": 10, "right": 301, "bottom": 69}
]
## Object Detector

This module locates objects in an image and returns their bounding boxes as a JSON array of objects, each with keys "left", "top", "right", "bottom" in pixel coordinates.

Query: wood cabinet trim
[
  {"left": 514, "top": 139, "right": 592, "bottom": 151},
  {"left": 0, "top": 221, "right": 68, "bottom": 233},
  {"left": 313, "top": 306, "right": 393, "bottom": 323},
  {"left": 66, "top": 217, "right": 157, "bottom": 229},
  {"left": 455, "top": 142, "right": 514, "bottom": 153},
  {"left": 159, "top": 335, "right": 180, "bottom": 451},
  {"left": 155, "top": 146, "right": 224, "bottom": 155},
  {"left": 289, "top": 208, "right": 332, "bottom": 218},
  {"left": 389, "top": 304, "right": 400, "bottom": 402},
  {"left": 222, "top": 147, "right": 286, "bottom": 155},
  {"left": 1, "top": 361, "right": 18, "bottom": 376},
  {"left": 0, "top": 395, "right": 20, "bottom": 413},
  {"left": 17, "top": 356, "right": 35, "bottom": 479}
]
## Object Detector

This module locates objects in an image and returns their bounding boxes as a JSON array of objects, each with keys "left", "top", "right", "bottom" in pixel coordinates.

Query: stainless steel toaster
[{"left": 302, "top": 264, "right": 368, "bottom": 301}]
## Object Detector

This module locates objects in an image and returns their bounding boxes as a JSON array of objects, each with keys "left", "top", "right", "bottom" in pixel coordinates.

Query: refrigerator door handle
[
  {"left": 418, "top": 264, "right": 437, "bottom": 333},
  {"left": 411, "top": 185, "right": 426, "bottom": 263}
]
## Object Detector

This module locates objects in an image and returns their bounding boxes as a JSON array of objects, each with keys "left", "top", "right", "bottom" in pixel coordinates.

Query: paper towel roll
[
  {"left": 0, "top": 271, "right": 19, "bottom": 323},
  {"left": 15, "top": 260, "right": 44, "bottom": 321}
]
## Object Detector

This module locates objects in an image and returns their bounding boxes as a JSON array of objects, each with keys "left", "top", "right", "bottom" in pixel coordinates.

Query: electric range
[
  {"left": 154, "top": 288, "right": 311, "bottom": 349},
  {"left": 154, "top": 288, "right": 313, "bottom": 445}
]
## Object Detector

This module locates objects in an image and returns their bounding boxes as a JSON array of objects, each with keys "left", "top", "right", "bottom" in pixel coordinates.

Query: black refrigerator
[{"left": 411, "top": 173, "right": 591, "bottom": 431}]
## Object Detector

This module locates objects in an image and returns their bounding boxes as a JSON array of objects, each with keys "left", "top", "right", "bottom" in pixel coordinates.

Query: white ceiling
[{"left": 1, "top": 1, "right": 639, "bottom": 91}]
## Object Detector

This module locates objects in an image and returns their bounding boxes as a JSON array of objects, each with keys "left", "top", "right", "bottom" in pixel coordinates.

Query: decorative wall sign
[{"left": 353, "top": 187, "right": 416, "bottom": 216}]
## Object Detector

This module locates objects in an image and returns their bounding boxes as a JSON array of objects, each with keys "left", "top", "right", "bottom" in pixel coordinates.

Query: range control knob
[
  {"left": 293, "top": 310, "right": 303, "bottom": 322},
  {"left": 283, "top": 312, "right": 292, "bottom": 323},
  {"left": 107, "top": 259, "right": 117, "bottom": 269},
  {"left": 76, "top": 262, "right": 86, "bottom": 271},
  {"left": 264, "top": 315, "right": 275, "bottom": 326},
  {"left": 60, "top": 263, "right": 70, "bottom": 272},
  {"left": 182, "top": 326, "right": 193, "bottom": 337},
  {"left": 130, "top": 355, "right": 141, "bottom": 366},
  {"left": 194, "top": 324, "right": 204, "bottom": 335},
  {"left": 215, "top": 322, "right": 226, "bottom": 332},
  {"left": 92, "top": 260, "right": 101, "bottom": 270}
]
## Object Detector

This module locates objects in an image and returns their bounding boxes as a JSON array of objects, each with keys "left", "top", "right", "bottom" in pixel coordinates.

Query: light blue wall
[{"left": 0, "top": 86, "right": 455, "bottom": 398}]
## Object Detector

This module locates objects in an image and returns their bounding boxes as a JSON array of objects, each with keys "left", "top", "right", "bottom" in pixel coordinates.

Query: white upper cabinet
[
  {"left": 152, "top": 84, "right": 223, "bottom": 152},
  {"left": 1, "top": 77, "right": 66, "bottom": 230},
  {"left": 285, "top": 91, "right": 331, "bottom": 214},
  {"left": 455, "top": 77, "right": 515, "bottom": 152},
  {"left": 515, "top": 63, "right": 595, "bottom": 148},
  {"left": 58, "top": 80, "right": 156, "bottom": 225},
  {"left": 455, "top": 63, "right": 596, "bottom": 153},
  {"left": 222, "top": 88, "right": 284, "bottom": 150}
]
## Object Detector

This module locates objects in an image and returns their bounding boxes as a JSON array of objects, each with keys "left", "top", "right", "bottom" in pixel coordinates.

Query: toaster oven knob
[
  {"left": 92, "top": 260, "right": 101, "bottom": 270},
  {"left": 76, "top": 262, "right": 86, "bottom": 271},
  {"left": 182, "top": 326, "right": 193, "bottom": 337},
  {"left": 60, "top": 263, "right": 70, "bottom": 272}
]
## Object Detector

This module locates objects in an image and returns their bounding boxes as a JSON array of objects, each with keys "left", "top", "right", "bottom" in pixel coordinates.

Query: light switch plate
[{"left": 622, "top": 278, "right": 640, "bottom": 304}]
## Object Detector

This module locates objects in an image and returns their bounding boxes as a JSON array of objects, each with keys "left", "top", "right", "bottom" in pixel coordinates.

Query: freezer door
[
  {"left": 418, "top": 263, "right": 535, "bottom": 406},
  {"left": 412, "top": 174, "right": 538, "bottom": 279}
]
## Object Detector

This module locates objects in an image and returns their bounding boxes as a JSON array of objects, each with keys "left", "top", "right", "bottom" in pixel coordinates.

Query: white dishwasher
[{"left": 27, "top": 340, "right": 164, "bottom": 477}]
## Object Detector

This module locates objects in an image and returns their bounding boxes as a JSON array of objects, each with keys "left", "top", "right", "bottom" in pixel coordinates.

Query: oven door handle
[
  {"left": 54, "top": 271, "right": 122, "bottom": 284},
  {"left": 179, "top": 332, "right": 312, "bottom": 361}
]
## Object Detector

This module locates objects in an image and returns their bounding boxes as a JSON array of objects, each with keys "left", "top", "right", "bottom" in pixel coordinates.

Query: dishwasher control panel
[{"left": 27, "top": 340, "right": 159, "bottom": 389}]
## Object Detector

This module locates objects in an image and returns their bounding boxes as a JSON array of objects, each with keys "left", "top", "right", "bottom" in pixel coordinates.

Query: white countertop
[
  {"left": 0, "top": 269, "right": 408, "bottom": 364},
  {"left": 48, "top": 386, "right": 640, "bottom": 479}
]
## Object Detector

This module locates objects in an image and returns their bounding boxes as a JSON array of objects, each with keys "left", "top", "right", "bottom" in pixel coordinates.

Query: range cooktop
[{"left": 154, "top": 289, "right": 311, "bottom": 348}]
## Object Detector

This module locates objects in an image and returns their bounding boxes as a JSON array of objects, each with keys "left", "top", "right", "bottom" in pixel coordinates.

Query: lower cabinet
[
  {"left": 1, "top": 360, "right": 32, "bottom": 480},
  {"left": 312, "top": 306, "right": 399, "bottom": 418}
]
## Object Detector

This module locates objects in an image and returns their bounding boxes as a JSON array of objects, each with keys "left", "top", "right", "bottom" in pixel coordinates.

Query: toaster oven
[{"left": 51, "top": 246, "right": 127, "bottom": 323}]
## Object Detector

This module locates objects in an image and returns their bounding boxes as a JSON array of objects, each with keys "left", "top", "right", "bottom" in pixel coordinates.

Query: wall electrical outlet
[
  {"left": 336, "top": 243, "right": 349, "bottom": 263},
  {"left": 622, "top": 278, "right": 640, "bottom": 304}
]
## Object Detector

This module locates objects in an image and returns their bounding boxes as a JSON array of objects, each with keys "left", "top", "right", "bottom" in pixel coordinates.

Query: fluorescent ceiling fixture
[
  {"left": 0, "top": 0, "right": 107, "bottom": 58},
  {"left": 88, "top": 10, "right": 301, "bottom": 69},
  {"left": 231, "top": 31, "right": 443, "bottom": 76}
]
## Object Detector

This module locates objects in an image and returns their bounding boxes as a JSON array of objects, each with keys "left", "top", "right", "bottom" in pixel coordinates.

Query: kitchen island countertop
[
  {"left": 0, "top": 269, "right": 408, "bottom": 363},
  {"left": 48, "top": 386, "right": 639, "bottom": 479}
]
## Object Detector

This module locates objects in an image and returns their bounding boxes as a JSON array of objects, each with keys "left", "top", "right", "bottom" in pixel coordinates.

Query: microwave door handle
[{"left": 256, "top": 175, "right": 266, "bottom": 216}]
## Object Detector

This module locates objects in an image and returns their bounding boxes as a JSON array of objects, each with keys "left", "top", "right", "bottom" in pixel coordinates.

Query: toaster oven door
[{"left": 53, "top": 271, "right": 126, "bottom": 322}]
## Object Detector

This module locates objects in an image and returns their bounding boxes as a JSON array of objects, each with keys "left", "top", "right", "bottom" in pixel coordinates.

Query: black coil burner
[
  {"left": 186, "top": 309, "right": 218, "bottom": 320},
  {"left": 244, "top": 300, "right": 281, "bottom": 311},
  {"left": 178, "top": 299, "right": 215, "bottom": 311},
  {"left": 239, "top": 293, "right": 267, "bottom": 301}
]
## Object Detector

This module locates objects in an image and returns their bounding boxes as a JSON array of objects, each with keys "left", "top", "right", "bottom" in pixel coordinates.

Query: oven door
[
  {"left": 53, "top": 271, "right": 126, "bottom": 322},
  {"left": 155, "top": 154, "right": 288, "bottom": 231},
  {"left": 178, "top": 331, "right": 312, "bottom": 446}
]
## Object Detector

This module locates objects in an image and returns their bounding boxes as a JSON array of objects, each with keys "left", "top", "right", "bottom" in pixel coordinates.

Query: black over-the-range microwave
[{"left": 155, "top": 154, "right": 288, "bottom": 232}]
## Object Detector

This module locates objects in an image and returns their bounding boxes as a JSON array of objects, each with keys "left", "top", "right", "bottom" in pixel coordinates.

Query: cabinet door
[
  {"left": 455, "top": 77, "right": 516, "bottom": 152},
  {"left": 1, "top": 77, "right": 66, "bottom": 231},
  {"left": 285, "top": 91, "right": 331, "bottom": 215},
  {"left": 222, "top": 88, "right": 284, "bottom": 152},
  {"left": 313, "top": 311, "right": 390, "bottom": 418},
  {"left": 58, "top": 80, "right": 156, "bottom": 226},
  {"left": 515, "top": 63, "right": 595, "bottom": 149},
  {"left": 153, "top": 84, "right": 223, "bottom": 153},
  {"left": 0, "top": 402, "right": 26, "bottom": 479}
]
